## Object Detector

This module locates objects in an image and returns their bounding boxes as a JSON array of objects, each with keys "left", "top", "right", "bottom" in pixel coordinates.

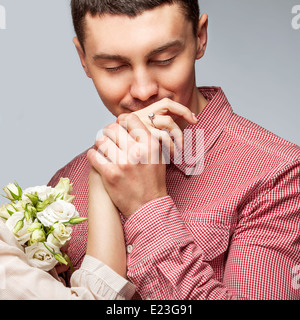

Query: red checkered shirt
[{"left": 49, "top": 87, "right": 300, "bottom": 300}]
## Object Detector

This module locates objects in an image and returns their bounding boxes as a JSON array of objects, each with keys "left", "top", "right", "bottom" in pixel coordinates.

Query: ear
[
  {"left": 196, "top": 14, "right": 208, "bottom": 60},
  {"left": 73, "top": 37, "right": 92, "bottom": 78}
]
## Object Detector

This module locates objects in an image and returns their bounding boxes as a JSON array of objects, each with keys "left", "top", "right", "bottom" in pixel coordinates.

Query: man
[{"left": 49, "top": 0, "right": 300, "bottom": 299}]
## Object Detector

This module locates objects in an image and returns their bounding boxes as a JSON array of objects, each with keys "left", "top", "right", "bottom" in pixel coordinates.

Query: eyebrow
[
  {"left": 92, "top": 40, "right": 184, "bottom": 62},
  {"left": 146, "top": 40, "right": 183, "bottom": 58},
  {"left": 92, "top": 53, "right": 131, "bottom": 63}
]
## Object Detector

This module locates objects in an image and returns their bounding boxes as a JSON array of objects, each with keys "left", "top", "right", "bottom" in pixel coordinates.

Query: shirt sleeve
[
  {"left": 124, "top": 196, "right": 233, "bottom": 300},
  {"left": 0, "top": 223, "right": 136, "bottom": 300},
  {"left": 124, "top": 161, "right": 300, "bottom": 300}
]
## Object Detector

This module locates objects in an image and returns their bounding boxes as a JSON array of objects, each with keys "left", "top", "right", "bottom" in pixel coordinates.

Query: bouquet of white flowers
[{"left": 0, "top": 178, "right": 86, "bottom": 272}]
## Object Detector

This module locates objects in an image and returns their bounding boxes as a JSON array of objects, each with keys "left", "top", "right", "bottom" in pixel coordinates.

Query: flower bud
[
  {"left": 55, "top": 178, "right": 73, "bottom": 195},
  {"left": 24, "top": 210, "right": 31, "bottom": 221},
  {"left": 30, "top": 229, "right": 46, "bottom": 243},
  {"left": 67, "top": 217, "right": 87, "bottom": 225},
  {"left": 3, "top": 182, "right": 22, "bottom": 201},
  {"left": 53, "top": 252, "right": 68, "bottom": 265},
  {"left": 27, "top": 222, "right": 43, "bottom": 233},
  {"left": 26, "top": 203, "right": 37, "bottom": 217},
  {"left": 13, "top": 219, "right": 24, "bottom": 234}
]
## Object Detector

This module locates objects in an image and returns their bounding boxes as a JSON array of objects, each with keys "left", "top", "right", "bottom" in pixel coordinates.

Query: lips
[
  {"left": 122, "top": 101, "right": 156, "bottom": 112},
  {"left": 121, "top": 95, "right": 174, "bottom": 112},
  {"left": 124, "top": 105, "right": 145, "bottom": 112}
]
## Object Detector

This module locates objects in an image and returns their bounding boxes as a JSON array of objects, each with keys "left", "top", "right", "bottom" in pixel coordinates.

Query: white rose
[
  {"left": 0, "top": 203, "right": 16, "bottom": 220},
  {"left": 25, "top": 241, "right": 59, "bottom": 271},
  {"left": 5, "top": 211, "right": 32, "bottom": 245},
  {"left": 22, "top": 185, "right": 55, "bottom": 202},
  {"left": 36, "top": 200, "right": 79, "bottom": 227},
  {"left": 47, "top": 223, "right": 72, "bottom": 248}
]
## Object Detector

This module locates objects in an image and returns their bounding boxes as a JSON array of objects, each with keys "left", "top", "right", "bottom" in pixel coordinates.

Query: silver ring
[{"left": 148, "top": 113, "right": 157, "bottom": 128}]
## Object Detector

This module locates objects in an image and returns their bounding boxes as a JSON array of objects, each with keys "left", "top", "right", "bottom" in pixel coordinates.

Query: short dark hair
[{"left": 71, "top": 0, "right": 200, "bottom": 51}]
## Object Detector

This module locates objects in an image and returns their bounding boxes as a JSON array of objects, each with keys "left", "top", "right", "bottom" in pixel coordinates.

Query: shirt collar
[{"left": 170, "top": 87, "right": 234, "bottom": 175}]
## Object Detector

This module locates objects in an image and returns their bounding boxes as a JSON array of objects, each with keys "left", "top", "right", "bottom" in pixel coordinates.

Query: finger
[
  {"left": 150, "top": 128, "right": 179, "bottom": 159},
  {"left": 103, "top": 122, "right": 136, "bottom": 151},
  {"left": 87, "top": 148, "right": 112, "bottom": 175},
  {"left": 88, "top": 148, "right": 123, "bottom": 188},
  {"left": 55, "top": 263, "right": 69, "bottom": 275},
  {"left": 158, "top": 99, "right": 198, "bottom": 124},
  {"left": 146, "top": 115, "right": 184, "bottom": 151},
  {"left": 95, "top": 136, "right": 127, "bottom": 164},
  {"left": 138, "top": 98, "right": 198, "bottom": 125},
  {"left": 117, "top": 113, "right": 152, "bottom": 140},
  {"left": 117, "top": 113, "right": 163, "bottom": 163}
]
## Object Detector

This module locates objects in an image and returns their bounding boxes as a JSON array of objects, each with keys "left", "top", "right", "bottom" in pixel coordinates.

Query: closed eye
[
  {"left": 151, "top": 57, "right": 175, "bottom": 66},
  {"left": 105, "top": 65, "right": 128, "bottom": 72}
]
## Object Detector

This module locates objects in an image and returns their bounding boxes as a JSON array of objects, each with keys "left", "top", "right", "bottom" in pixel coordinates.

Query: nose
[{"left": 130, "top": 67, "right": 158, "bottom": 102}]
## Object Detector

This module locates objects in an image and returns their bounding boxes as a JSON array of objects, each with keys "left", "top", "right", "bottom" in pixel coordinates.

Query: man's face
[{"left": 75, "top": 4, "right": 206, "bottom": 117}]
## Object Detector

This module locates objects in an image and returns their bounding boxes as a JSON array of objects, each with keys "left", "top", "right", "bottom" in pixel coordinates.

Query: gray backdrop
[{"left": 1, "top": 1, "right": 299, "bottom": 205}]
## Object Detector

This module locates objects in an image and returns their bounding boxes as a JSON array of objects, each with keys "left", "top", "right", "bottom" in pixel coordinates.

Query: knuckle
[
  {"left": 118, "top": 113, "right": 140, "bottom": 127},
  {"left": 127, "top": 113, "right": 139, "bottom": 121},
  {"left": 117, "top": 113, "right": 128, "bottom": 123},
  {"left": 161, "top": 97, "right": 171, "bottom": 104},
  {"left": 104, "top": 122, "right": 117, "bottom": 132},
  {"left": 103, "top": 124, "right": 119, "bottom": 140},
  {"left": 106, "top": 167, "right": 122, "bottom": 184},
  {"left": 95, "top": 135, "right": 106, "bottom": 146},
  {"left": 165, "top": 115, "right": 173, "bottom": 125},
  {"left": 118, "top": 163, "right": 130, "bottom": 172}
]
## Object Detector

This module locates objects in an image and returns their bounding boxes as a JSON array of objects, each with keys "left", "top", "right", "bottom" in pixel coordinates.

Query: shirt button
[{"left": 127, "top": 245, "right": 133, "bottom": 254}]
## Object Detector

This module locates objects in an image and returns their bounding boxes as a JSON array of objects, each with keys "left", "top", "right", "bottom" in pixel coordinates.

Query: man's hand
[
  {"left": 133, "top": 98, "right": 198, "bottom": 157},
  {"left": 88, "top": 113, "right": 167, "bottom": 218},
  {"left": 87, "top": 99, "right": 198, "bottom": 219}
]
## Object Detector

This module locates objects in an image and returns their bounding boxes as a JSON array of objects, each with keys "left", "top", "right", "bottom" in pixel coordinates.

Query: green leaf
[
  {"left": 14, "top": 181, "right": 23, "bottom": 198},
  {"left": 25, "top": 193, "right": 39, "bottom": 206},
  {"left": 7, "top": 209, "right": 14, "bottom": 216},
  {"left": 36, "top": 195, "right": 55, "bottom": 212},
  {"left": 7, "top": 187, "right": 21, "bottom": 201}
]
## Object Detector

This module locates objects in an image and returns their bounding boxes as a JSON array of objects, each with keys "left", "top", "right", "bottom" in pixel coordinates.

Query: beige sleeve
[{"left": 0, "top": 222, "right": 135, "bottom": 300}]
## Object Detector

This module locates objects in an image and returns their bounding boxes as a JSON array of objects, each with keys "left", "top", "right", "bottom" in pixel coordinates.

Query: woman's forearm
[{"left": 86, "top": 168, "right": 127, "bottom": 279}]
